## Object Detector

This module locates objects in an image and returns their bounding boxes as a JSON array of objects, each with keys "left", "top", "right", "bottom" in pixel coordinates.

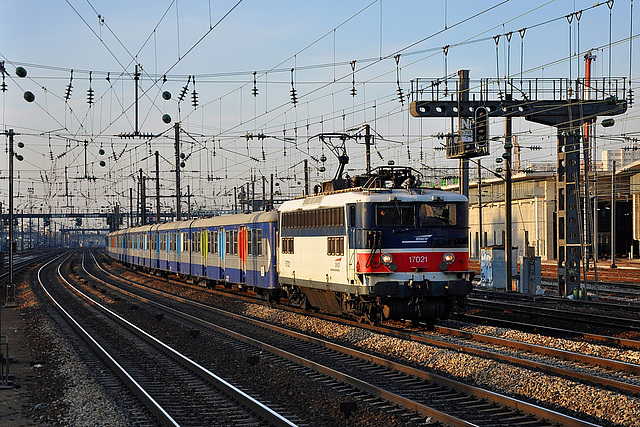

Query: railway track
[
  {"left": 39, "top": 252, "right": 298, "bottom": 426},
  {"left": 89, "top": 250, "right": 617, "bottom": 426},
  {"left": 464, "top": 296, "right": 640, "bottom": 334}
]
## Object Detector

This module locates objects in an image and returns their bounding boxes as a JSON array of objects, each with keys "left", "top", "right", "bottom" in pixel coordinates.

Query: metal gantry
[{"left": 410, "top": 71, "right": 628, "bottom": 295}]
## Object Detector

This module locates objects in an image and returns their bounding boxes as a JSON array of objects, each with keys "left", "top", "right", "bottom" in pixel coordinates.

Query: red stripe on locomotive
[{"left": 355, "top": 251, "right": 469, "bottom": 273}]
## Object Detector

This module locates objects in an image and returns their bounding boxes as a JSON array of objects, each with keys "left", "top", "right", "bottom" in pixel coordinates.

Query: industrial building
[{"left": 456, "top": 158, "right": 640, "bottom": 262}]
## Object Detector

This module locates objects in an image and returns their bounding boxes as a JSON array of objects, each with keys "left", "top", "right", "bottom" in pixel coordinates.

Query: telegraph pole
[
  {"left": 505, "top": 94, "right": 513, "bottom": 290},
  {"left": 270, "top": 174, "right": 274, "bottom": 211},
  {"left": 155, "top": 151, "right": 161, "bottom": 224},
  {"left": 611, "top": 160, "right": 617, "bottom": 268},
  {"left": 174, "top": 122, "right": 181, "bottom": 221},
  {"left": 7, "top": 129, "right": 16, "bottom": 306},
  {"left": 365, "top": 124, "right": 372, "bottom": 175}
]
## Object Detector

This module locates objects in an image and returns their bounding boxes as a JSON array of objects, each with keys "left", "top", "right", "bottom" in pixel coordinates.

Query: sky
[{"left": 1, "top": 0, "right": 638, "bottom": 227}]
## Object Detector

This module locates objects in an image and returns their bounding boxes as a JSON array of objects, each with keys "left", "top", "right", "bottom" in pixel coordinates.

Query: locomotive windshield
[{"left": 375, "top": 202, "right": 457, "bottom": 228}]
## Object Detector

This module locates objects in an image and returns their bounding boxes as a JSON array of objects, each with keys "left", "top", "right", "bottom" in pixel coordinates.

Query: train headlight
[
  {"left": 442, "top": 252, "right": 455, "bottom": 265},
  {"left": 380, "top": 253, "right": 393, "bottom": 265}
]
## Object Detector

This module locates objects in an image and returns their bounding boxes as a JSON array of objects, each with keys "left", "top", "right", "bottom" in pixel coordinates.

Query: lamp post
[
  {"left": 5, "top": 130, "right": 24, "bottom": 307},
  {"left": 2, "top": 65, "right": 32, "bottom": 307}
]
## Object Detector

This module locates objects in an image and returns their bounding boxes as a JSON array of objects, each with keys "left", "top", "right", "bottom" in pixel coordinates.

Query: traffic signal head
[{"left": 474, "top": 106, "right": 489, "bottom": 147}]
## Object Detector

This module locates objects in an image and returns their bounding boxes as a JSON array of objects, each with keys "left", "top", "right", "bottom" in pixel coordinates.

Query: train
[{"left": 106, "top": 167, "right": 474, "bottom": 324}]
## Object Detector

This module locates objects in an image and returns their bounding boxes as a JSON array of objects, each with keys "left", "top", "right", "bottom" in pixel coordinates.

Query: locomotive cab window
[
  {"left": 418, "top": 203, "right": 457, "bottom": 227},
  {"left": 376, "top": 204, "right": 415, "bottom": 227}
]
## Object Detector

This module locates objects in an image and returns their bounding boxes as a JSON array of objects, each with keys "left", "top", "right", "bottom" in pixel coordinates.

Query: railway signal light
[{"left": 474, "top": 106, "right": 489, "bottom": 147}]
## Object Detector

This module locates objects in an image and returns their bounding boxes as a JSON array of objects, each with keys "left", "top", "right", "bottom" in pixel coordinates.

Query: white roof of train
[{"left": 278, "top": 187, "right": 467, "bottom": 211}]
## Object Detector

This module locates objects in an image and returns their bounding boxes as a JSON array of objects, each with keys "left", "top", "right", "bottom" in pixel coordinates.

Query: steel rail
[
  {"left": 87, "top": 251, "right": 475, "bottom": 426},
  {"left": 65, "top": 251, "right": 299, "bottom": 427},
  {"left": 458, "top": 313, "right": 640, "bottom": 350},
  {"left": 38, "top": 253, "right": 180, "bottom": 427},
  {"left": 467, "top": 298, "right": 640, "bottom": 331},
  {"left": 89, "top": 251, "right": 599, "bottom": 426}
]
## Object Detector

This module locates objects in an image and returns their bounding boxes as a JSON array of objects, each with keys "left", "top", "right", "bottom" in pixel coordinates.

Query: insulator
[
  {"left": 397, "top": 87, "right": 404, "bottom": 104},
  {"left": 65, "top": 70, "right": 74, "bottom": 100},
  {"left": 252, "top": 71, "right": 258, "bottom": 97},
  {"left": 290, "top": 88, "right": 297, "bottom": 105},
  {"left": 24, "top": 91, "right": 35, "bottom": 102},
  {"left": 15, "top": 67, "right": 27, "bottom": 78},
  {"left": 178, "top": 84, "right": 188, "bottom": 101},
  {"left": 628, "top": 89, "right": 634, "bottom": 107},
  {"left": 191, "top": 89, "right": 198, "bottom": 108},
  {"left": 87, "top": 87, "right": 94, "bottom": 105},
  {"left": 162, "top": 90, "right": 171, "bottom": 100},
  {"left": 1, "top": 81, "right": 6, "bottom": 92},
  {"left": 65, "top": 83, "right": 73, "bottom": 100},
  {"left": 350, "top": 87, "right": 357, "bottom": 97}
]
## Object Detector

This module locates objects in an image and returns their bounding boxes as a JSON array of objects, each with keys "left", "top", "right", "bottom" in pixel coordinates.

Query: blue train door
[{"left": 218, "top": 227, "right": 225, "bottom": 280}]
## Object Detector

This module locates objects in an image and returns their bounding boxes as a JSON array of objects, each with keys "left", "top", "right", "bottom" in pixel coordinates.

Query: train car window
[
  {"left": 349, "top": 205, "right": 356, "bottom": 227},
  {"left": 257, "top": 229, "right": 262, "bottom": 255},
  {"left": 226, "top": 231, "right": 231, "bottom": 254},
  {"left": 233, "top": 230, "right": 238, "bottom": 255},
  {"left": 213, "top": 231, "right": 218, "bottom": 254},
  {"left": 282, "top": 237, "right": 294, "bottom": 254},
  {"left": 418, "top": 203, "right": 457, "bottom": 226},
  {"left": 376, "top": 204, "right": 415, "bottom": 227},
  {"left": 327, "top": 236, "right": 344, "bottom": 256},
  {"left": 248, "top": 229, "right": 253, "bottom": 256}
]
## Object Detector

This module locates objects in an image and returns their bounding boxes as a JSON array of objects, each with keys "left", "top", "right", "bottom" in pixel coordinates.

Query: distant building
[
  {"left": 601, "top": 148, "right": 640, "bottom": 171},
  {"left": 445, "top": 164, "right": 639, "bottom": 261}
]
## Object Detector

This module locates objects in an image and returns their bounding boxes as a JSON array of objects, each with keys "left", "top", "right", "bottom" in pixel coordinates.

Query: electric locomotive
[
  {"left": 106, "top": 167, "right": 473, "bottom": 324},
  {"left": 278, "top": 166, "right": 473, "bottom": 324}
]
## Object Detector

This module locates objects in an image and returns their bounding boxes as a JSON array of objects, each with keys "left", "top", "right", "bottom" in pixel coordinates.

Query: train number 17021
[{"left": 408, "top": 255, "right": 428, "bottom": 264}]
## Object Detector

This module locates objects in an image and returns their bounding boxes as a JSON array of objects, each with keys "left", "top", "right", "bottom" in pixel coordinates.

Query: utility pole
[
  {"left": 134, "top": 64, "right": 140, "bottom": 136},
  {"left": 611, "top": 160, "right": 617, "bottom": 268},
  {"left": 365, "top": 123, "right": 371, "bottom": 175},
  {"left": 7, "top": 129, "right": 16, "bottom": 306},
  {"left": 270, "top": 174, "right": 274, "bottom": 211},
  {"left": 187, "top": 184, "right": 191, "bottom": 219},
  {"left": 477, "top": 159, "right": 483, "bottom": 256},
  {"left": 234, "top": 187, "right": 238, "bottom": 214},
  {"left": 304, "top": 159, "right": 309, "bottom": 196},
  {"left": 174, "top": 122, "right": 181, "bottom": 221},
  {"left": 504, "top": 94, "right": 513, "bottom": 291},
  {"left": 155, "top": 151, "right": 161, "bottom": 224},
  {"left": 139, "top": 169, "right": 146, "bottom": 226},
  {"left": 84, "top": 140, "right": 88, "bottom": 179},
  {"left": 129, "top": 188, "right": 133, "bottom": 228}
]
